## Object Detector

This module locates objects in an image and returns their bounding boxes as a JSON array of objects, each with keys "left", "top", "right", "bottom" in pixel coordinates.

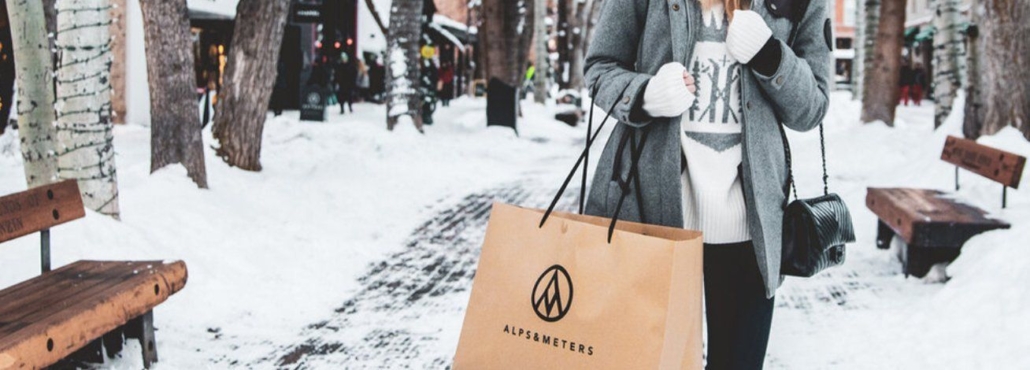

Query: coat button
[
  {"left": 672, "top": 4, "right": 680, "bottom": 11},
  {"left": 775, "top": 76, "right": 785, "bottom": 85},
  {"left": 623, "top": 96, "right": 631, "bottom": 104},
  {"left": 746, "top": 102, "right": 753, "bottom": 110}
]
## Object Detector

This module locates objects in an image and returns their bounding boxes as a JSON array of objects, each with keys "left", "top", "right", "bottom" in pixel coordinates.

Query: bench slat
[
  {"left": 941, "top": 135, "right": 1026, "bottom": 189},
  {"left": 0, "top": 180, "right": 86, "bottom": 244},
  {"left": 0, "top": 262, "right": 142, "bottom": 331},
  {"left": 0, "top": 260, "right": 187, "bottom": 370},
  {"left": 867, "top": 188, "right": 1010, "bottom": 247},
  {"left": 0, "top": 261, "right": 118, "bottom": 323}
]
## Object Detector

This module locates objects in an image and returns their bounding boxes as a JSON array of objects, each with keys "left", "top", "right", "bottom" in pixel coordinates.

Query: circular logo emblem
[
  {"left": 531, "top": 265, "right": 573, "bottom": 322},
  {"left": 306, "top": 92, "right": 321, "bottom": 105}
]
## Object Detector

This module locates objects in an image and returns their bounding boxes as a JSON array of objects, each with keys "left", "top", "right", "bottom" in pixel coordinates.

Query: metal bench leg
[
  {"left": 876, "top": 221, "right": 894, "bottom": 250},
  {"left": 140, "top": 311, "right": 159, "bottom": 368},
  {"left": 66, "top": 337, "right": 104, "bottom": 365},
  {"left": 103, "top": 326, "right": 125, "bottom": 359},
  {"left": 126, "top": 310, "right": 159, "bottom": 368}
]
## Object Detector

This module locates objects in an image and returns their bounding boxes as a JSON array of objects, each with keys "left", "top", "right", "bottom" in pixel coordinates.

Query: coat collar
[{"left": 668, "top": 0, "right": 767, "bottom": 65}]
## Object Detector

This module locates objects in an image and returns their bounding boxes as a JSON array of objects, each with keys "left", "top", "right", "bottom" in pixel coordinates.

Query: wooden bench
[
  {"left": 0, "top": 180, "right": 188, "bottom": 369},
  {"left": 867, "top": 136, "right": 1025, "bottom": 278}
]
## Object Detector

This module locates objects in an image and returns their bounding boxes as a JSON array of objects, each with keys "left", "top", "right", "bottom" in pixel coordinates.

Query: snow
[
  {"left": 186, "top": 0, "right": 239, "bottom": 18},
  {"left": 358, "top": 0, "right": 392, "bottom": 53},
  {"left": 0, "top": 92, "right": 1028, "bottom": 368},
  {"left": 432, "top": 14, "right": 470, "bottom": 34},
  {"left": 428, "top": 23, "right": 465, "bottom": 52}
]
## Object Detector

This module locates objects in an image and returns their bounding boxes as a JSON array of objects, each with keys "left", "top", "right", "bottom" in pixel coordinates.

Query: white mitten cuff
[
  {"left": 727, "top": 10, "right": 773, "bottom": 64},
  {"left": 642, "top": 63, "right": 694, "bottom": 118}
]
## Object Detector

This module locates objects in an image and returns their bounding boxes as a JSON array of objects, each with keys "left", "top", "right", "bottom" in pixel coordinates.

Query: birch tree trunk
[
  {"left": 965, "top": 0, "right": 1030, "bottom": 140},
  {"left": 532, "top": 0, "right": 549, "bottom": 104},
  {"left": 55, "top": 0, "right": 120, "bottom": 218},
  {"left": 860, "top": 0, "right": 904, "bottom": 126},
  {"left": 139, "top": 0, "right": 208, "bottom": 188},
  {"left": 931, "top": 0, "right": 962, "bottom": 128},
  {"left": 211, "top": 0, "right": 290, "bottom": 171},
  {"left": 7, "top": 0, "right": 60, "bottom": 187},
  {"left": 856, "top": 0, "right": 881, "bottom": 103},
  {"left": 385, "top": 0, "right": 424, "bottom": 131}
]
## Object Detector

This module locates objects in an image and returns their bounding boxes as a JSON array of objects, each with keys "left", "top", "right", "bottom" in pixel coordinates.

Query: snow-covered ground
[{"left": 0, "top": 93, "right": 1027, "bottom": 369}]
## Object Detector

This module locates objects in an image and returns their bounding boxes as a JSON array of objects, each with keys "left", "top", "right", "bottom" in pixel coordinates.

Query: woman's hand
[
  {"left": 641, "top": 63, "right": 696, "bottom": 118},
  {"left": 727, "top": 10, "right": 773, "bottom": 64}
]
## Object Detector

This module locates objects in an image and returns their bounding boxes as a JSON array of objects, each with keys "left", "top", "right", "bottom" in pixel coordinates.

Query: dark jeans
[{"left": 704, "top": 241, "right": 775, "bottom": 370}]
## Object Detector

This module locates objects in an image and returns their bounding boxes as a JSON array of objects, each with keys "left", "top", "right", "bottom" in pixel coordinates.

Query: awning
[
  {"left": 427, "top": 22, "right": 465, "bottom": 52},
  {"left": 432, "top": 14, "right": 476, "bottom": 44},
  {"left": 904, "top": 27, "right": 919, "bottom": 40},
  {"left": 914, "top": 26, "right": 936, "bottom": 42}
]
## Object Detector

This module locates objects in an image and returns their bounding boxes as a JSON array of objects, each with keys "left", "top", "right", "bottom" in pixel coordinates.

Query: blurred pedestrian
[
  {"left": 899, "top": 62, "right": 914, "bottom": 106},
  {"left": 335, "top": 52, "right": 357, "bottom": 114},
  {"left": 912, "top": 63, "right": 926, "bottom": 107},
  {"left": 356, "top": 58, "right": 371, "bottom": 102},
  {"left": 439, "top": 61, "right": 455, "bottom": 107},
  {"left": 368, "top": 55, "right": 386, "bottom": 103}
]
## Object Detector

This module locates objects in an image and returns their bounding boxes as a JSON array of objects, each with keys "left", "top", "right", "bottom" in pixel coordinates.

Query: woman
[{"left": 583, "top": 0, "right": 829, "bottom": 368}]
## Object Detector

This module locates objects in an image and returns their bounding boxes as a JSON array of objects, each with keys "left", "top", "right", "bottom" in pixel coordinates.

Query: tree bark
[
  {"left": 860, "top": 0, "right": 904, "bottom": 125},
  {"left": 109, "top": 0, "right": 126, "bottom": 124},
  {"left": 566, "top": 0, "right": 587, "bottom": 92},
  {"left": 855, "top": 0, "right": 880, "bottom": 102},
  {"left": 965, "top": 0, "right": 1030, "bottom": 140},
  {"left": 211, "top": 0, "right": 291, "bottom": 171},
  {"left": 139, "top": 0, "right": 208, "bottom": 188},
  {"left": 931, "top": 0, "right": 962, "bottom": 128},
  {"left": 55, "top": 0, "right": 120, "bottom": 218},
  {"left": 385, "top": 0, "right": 424, "bottom": 131},
  {"left": 481, "top": 0, "right": 533, "bottom": 88},
  {"left": 532, "top": 0, "right": 549, "bottom": 104},
  {"left": 556, "top": 0, "right": 571, "bottom": 90},
  {"left": 8, "top": 0, "right": 60, "bottom": 187}
]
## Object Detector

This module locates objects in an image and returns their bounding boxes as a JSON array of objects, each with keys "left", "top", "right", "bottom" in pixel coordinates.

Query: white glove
[
  {"left": 642, "top": 63, "right": 695, "bottom": 118},
  {"left": 726, "top": 10, "right": 773, "bottom": 64}
]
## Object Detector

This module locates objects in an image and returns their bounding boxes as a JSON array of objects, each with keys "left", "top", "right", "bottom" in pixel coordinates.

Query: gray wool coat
[{"left": 582, "top": 0, "right": 830, "bottom": 298}]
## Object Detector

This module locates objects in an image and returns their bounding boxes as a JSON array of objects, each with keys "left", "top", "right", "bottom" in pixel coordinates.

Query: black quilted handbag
[{"left": 778, "top": 122, "right": 856, "bottom": 278}]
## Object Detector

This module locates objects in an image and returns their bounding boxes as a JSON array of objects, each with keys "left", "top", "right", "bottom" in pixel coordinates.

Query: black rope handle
[
  {"left": 606, "top": 127, "right": 651, "bottom": 243},
  {"left": 539, "top": 86, "right": 623, "bottom": 229}
]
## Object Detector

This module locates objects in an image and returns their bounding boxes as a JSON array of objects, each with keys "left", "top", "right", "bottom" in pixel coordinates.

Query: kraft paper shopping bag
[{"left": 453, "top": 203, "right": 703, "bottom": 369}]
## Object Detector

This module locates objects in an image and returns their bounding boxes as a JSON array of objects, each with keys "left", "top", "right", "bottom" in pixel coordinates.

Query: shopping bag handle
[
  {"left": 541, "top": 85, "right": 650, "bottom": 243},
  {"left": 539, "top": 86, "right": 620, "bottom": 228}
]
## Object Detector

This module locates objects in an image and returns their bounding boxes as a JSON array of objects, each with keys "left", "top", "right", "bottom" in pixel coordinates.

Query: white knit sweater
[{"left": 680, "top": 4, "right": 750, "bottom": 244}]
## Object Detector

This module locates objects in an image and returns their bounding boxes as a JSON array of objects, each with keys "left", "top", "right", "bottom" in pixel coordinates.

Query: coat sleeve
[
  {"left": 751, "top": 0, "right": 830, "bottom": 133},
  {"left": 584, "top": 0, "right": 655, "bottom": 128}
]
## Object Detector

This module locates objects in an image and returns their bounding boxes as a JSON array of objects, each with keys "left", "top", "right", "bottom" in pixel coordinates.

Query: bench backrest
[
  {"left": 0, "top": 180, "right": 86, "bottom": 244},
  {"left": 941, "top": 136, "right": 1026, "bottom": 189}
]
